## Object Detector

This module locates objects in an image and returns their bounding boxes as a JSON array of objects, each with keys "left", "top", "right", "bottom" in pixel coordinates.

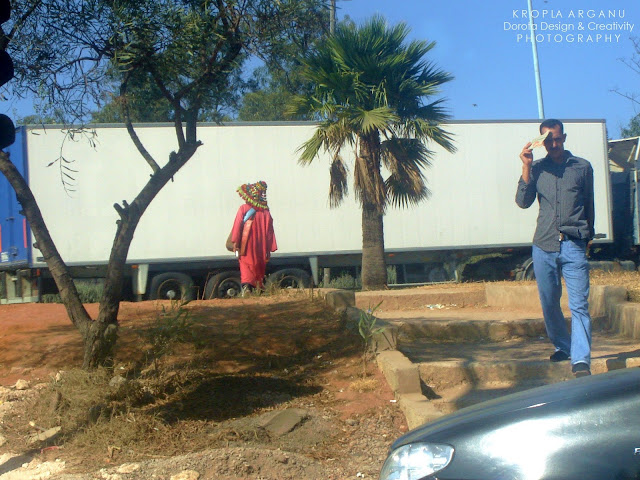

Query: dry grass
[
  {"left": 1, "top": 293, "right": 363, "bottom": 471},
  {"left": 508, "top": 268, "right": 640, "bottom": 302},
  {"left": 348, "top": 378, "right": 380, "bottom": 393},
  {"left": 590, "top": 269, "right": 640, "bottom": 302}
]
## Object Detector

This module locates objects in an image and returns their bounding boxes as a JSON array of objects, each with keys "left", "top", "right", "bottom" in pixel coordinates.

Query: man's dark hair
[{"left": 539, "top": 118, "right": 564, "bottom": 134}]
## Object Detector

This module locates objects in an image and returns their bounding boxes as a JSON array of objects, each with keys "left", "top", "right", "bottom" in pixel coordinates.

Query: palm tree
[{"left": 288, "top": 16, "right": 455, "bottom": 290}]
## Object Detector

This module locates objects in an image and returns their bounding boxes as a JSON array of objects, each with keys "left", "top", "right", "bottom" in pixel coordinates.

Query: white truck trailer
[{"left": 0, "top": 120, "right": 613, "bottom": 303}]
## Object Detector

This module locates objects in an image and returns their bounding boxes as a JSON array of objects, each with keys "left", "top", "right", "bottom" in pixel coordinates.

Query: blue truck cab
[{"left": 0, "top": 128, "right": 37, "bottom": 302}]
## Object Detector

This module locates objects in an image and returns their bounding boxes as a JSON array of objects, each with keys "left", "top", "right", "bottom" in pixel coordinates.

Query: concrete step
[
  {"left": 414, "top": 334, "right": 640, "bottom": 415},
  {"left": 360, "top": 283, "right": 637, "bottom": 428},
  {"left": 355, "top": 284, "right": 486, "bottom": 311},
  {"left": 429, "top": 381, "right": 565, "bottom": 415},
  {"left": 379, "top": 307, "right": 549, "bottom": 342},
  {"left": 401, "top": 332, "right": 640, "bottom": 412}
]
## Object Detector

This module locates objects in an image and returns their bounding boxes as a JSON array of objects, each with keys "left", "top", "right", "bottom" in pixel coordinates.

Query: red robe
[{"left": 231, "top": 203, "right": 277, "bottom": 287}]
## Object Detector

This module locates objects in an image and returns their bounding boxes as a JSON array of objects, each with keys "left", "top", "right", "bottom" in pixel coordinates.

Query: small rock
[
  {"left": 0, "top": 435, "right": 6, "bottom": 447},
  {"left": 109, "top": 375, "right": 127, "bottom": 388},
  {"left": 170, "top": 470, "right": 201, "bottom": 480},
  {"left": 117, "top": 463, "right": 141, "bottom": 474},
  {"left": 257, "top": 408, "right": 309, "bottom": 436},
  {"left": 99, "top": 469, "right": 123, "bottom": 480},
  {"left": 345, "top": 418, "right": 358, "bottom": 426},
  {"left": 15, "top": 379, "right": 30, "bottom": 390},
  {"left": 27, "top": 426, "right": 61, "bottom": 445}
]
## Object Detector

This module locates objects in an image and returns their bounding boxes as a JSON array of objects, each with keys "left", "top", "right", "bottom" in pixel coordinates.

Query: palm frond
[
  {"left": 403, "top": 115, "right": 456, "bottom": 153},
  {"left": 356, "top": 106, "right": 398, "bottom": 134},
  {"left": 381, "top": 137, "right": 433, "bottom": 171},
  {"left": 385, "top": 171, "right": 430, "bottom": 209},
  {"left": 297, "top": 129, "right": 326, "bottom": 165},
  {"left": 381, "top": 137, "right": 430, "bottom": 209},
  {"left": 417, "top": 61, "right": 455, "bottom": 93},
  {"left": 289, "top": 13, "right": 455, "bottom": 214},
  {"left": 329, "top": 154, "right": 349, "bottom": 208}
]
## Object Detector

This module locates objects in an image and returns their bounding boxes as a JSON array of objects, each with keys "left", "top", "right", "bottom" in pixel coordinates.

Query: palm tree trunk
[
  {"left": 357, "top": 132, "right": 387, "bottom": 290},
  {"left": 361, "top": 202, "right": 387, "bottom": 289}
]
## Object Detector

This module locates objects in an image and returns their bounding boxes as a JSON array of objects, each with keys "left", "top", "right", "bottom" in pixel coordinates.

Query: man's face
[{"left": 542, "top": 125, "right": 566, "bottom": 162}]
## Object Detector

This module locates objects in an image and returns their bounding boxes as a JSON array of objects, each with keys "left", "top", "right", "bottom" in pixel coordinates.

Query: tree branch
[{"left": 120, "top": 77, "right": 161, "bottom": 172}]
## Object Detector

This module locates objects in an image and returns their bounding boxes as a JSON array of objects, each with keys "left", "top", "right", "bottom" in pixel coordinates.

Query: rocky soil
[{"left": 0, "top": 294, "right": 408, "bottom": 480}]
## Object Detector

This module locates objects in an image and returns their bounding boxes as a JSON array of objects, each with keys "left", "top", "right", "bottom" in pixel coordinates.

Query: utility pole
[
  {"left": 330, "top": 0, "right": 336, "bottom": 34},
  {"left": 329, "top": 0, "right": 351, "bottom": 35},
  {"left": 527, "top": 0, "right": 545, "bottom": 119}
]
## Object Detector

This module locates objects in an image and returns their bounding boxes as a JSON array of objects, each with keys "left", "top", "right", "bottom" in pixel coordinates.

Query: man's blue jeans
[{"left": 532, "top": 239, "right": 591, "bottom": 366}]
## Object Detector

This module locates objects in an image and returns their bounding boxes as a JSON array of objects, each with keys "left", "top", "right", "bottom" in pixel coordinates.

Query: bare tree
[{"left": 612, "top": 36, "right": 640, "bottom": 136}]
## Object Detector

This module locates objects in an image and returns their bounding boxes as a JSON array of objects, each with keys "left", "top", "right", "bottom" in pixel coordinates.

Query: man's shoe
[
  {"left": 572, "top": 362, "right": 591, "bottom": 378},
  {"left": 550, "top": 350, "right": 570, "bottom": 362}
]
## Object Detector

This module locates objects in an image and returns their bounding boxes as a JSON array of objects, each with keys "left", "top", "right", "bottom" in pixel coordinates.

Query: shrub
[{"left": 41, "top": 281, "right": 104, "bottom": 303}]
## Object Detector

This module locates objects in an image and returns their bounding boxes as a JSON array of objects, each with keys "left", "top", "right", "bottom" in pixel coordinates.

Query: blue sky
[
  {"left": 4, "top": 1, "right": 639, "bottom": 139},
  {"left": 339, "top": 0, "right": 640, "bottom": 138}
]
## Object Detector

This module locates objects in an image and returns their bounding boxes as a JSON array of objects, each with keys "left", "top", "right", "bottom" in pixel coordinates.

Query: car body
[{"left": 379, "top": 368, "right": 640, "bottom": 480}]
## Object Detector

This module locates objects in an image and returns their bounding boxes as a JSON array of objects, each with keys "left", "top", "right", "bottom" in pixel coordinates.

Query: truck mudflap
[{"left": 0, "top": 269, "right": 39, "bottom": 304}]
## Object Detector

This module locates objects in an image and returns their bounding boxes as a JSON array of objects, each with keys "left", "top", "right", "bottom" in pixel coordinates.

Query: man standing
[{"left": 516, "top": 119, "right": 595, "bottom": 378}]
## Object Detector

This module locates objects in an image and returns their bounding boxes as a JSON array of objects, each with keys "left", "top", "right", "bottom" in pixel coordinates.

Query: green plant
[
  {"left": 41, "top": 281, "right": 104, "bottom": 303},
  {"left": 387, "top": 266, "right": 397, "bottom": 285},
  {"left": 320, "top": 273, "right": 361, "bottom": 289},
  {"left": 144, "top": 299, "right": 194, "bottom": 373},
  {"left": 357, "top": 301, "right": 386, "bottom": 377},
  {"left": 41, "top": 293, "right": 62, "bottom": 303},
  {"left": 76, "top": 282, "right": 104, "bottom": 303},
  {"left": 321, "top": 267, "right": 396, "bottom": 289}
]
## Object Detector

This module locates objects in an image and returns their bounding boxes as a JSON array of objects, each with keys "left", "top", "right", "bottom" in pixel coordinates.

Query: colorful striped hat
[{"left": 237, "top": 181, "right": 269, "bottom": 209}]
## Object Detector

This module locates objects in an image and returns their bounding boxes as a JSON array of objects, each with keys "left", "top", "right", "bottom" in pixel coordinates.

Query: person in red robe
[{"left": 230, "top": 181, "right": 277, "bottom": 292}]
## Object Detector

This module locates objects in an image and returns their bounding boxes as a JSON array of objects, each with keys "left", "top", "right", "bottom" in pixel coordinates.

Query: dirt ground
[
  {"left": 0, "top": 269, "right": 635, "bottom": 480},
  {"left": 0, "top": 291, "right": 407, "bottom": 480}
]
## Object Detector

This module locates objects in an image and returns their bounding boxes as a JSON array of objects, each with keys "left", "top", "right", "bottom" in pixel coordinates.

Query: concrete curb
[
  {"left": 318, "top": 288, "right": 435, "bottom": 429},
  {"left": 356, "top": 287, "right": 486, "bottom": 310},
  {"left": 318, "top": 284, "right": 640, "bottom": 431},
  {"left": 397, "top": 317, "right": 547, "bottom": 342}
]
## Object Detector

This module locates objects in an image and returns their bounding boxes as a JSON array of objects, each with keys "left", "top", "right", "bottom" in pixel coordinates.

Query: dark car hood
[{"left": 392, "top": 367, "right": 640, "bottom": 449}]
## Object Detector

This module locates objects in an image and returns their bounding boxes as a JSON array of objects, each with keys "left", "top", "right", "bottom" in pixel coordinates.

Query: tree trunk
[
  {"left": 0, "top": 152, "right": 93, "bottom": 337},
  {"left": 358, "top": 133, "right": 387, "bottom": 290},
  {"left": 0, "top": 137, "right": 201, "bottom": 370},
  {"left": 361, "top": 202, "right": 387, "bottom": 289},
  {"left": 83, "top": 140, "right": 201, "bottom": 369}
]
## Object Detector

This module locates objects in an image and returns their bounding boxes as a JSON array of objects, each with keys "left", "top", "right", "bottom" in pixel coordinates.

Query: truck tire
[
  {"left": 148, "top": 272, "right": 195, "bottom": 301},
  {"left": 204, "top": 271, "right": 242, "bottom": 299},
  {"left": 266, "top": 268, "right": 312, "bottom": 290},
  {"left": 516, "top": 258, "right": 536, "bottom": 281},
  {"left": 426, "top": 265, "right": 448, "bottom": 283}
]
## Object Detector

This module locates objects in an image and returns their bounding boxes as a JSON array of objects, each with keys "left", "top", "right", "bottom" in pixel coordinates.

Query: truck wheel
[
  {"left": 266, "top": 268, "right": 312, "bottom": 289},
  {"left": 204, "top": 271, "right": 242, "bottom": 299},
  {"left": 148, "top": 272, "right": 195, "bottom": 301},
  {"left": 516, "top": 258, "right": 536, "bottom": 281},
  {"left": 427, "top": 265, "right": 448, "bottom": 283}
]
